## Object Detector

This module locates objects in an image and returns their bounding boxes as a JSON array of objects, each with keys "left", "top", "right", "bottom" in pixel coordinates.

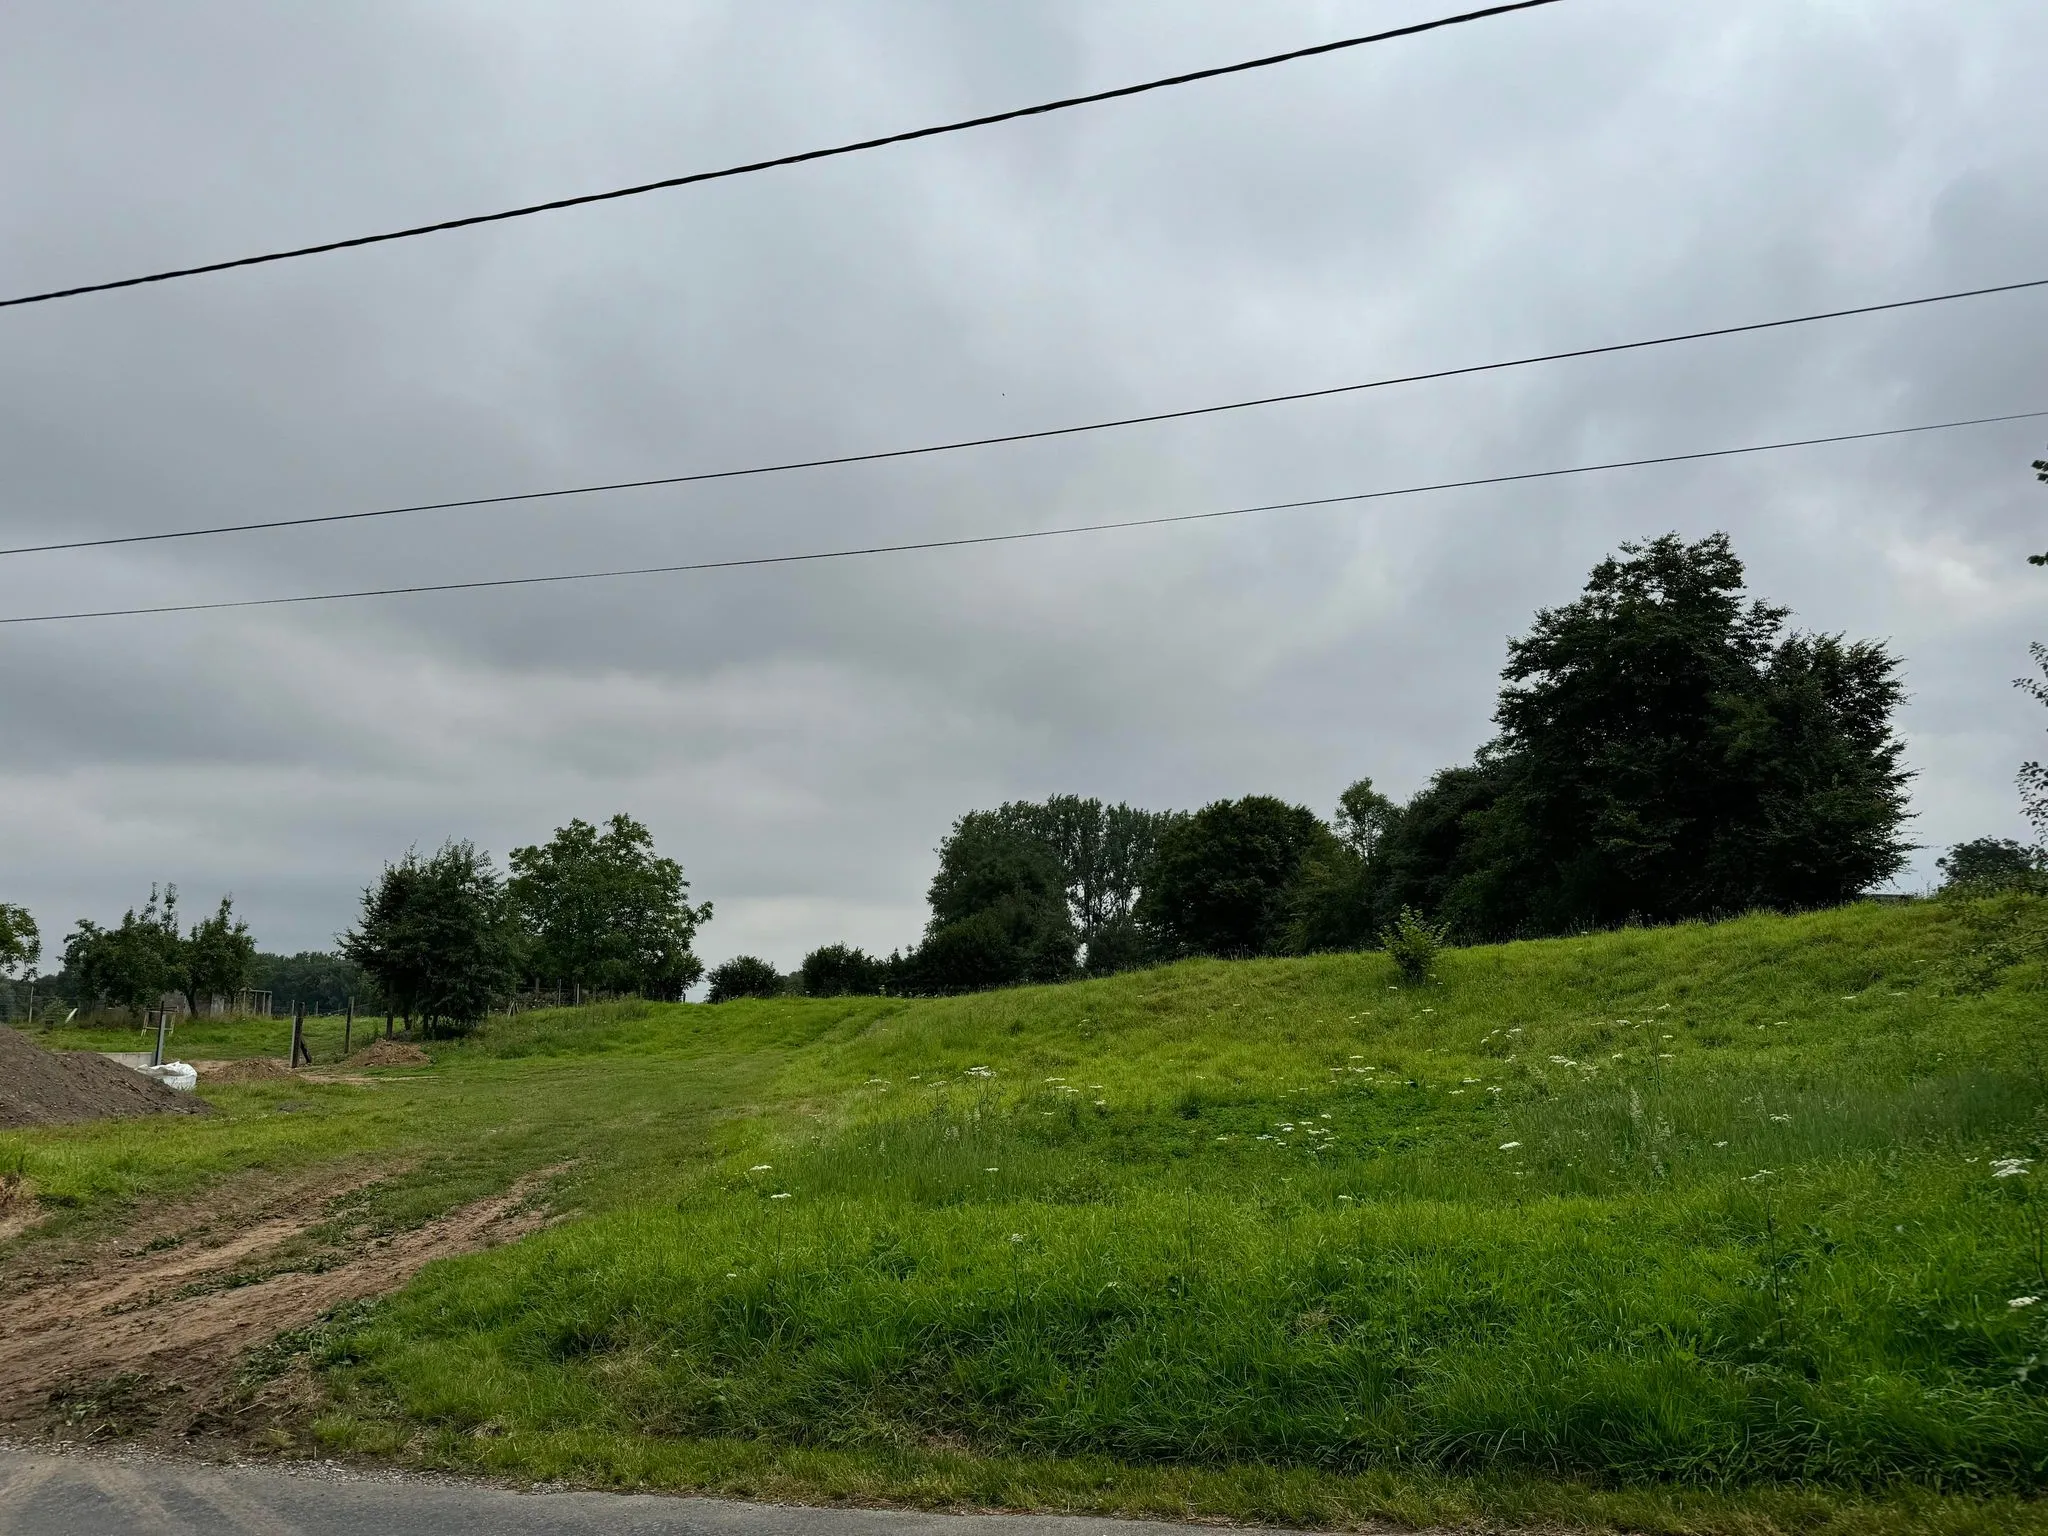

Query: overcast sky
[{"left": 2, "top": 0, "right": 2044, "bottom": 976}]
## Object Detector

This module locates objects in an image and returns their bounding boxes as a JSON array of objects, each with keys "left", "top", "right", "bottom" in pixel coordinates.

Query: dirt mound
[
  {"left": 192, "top": 1057, "right": 295, "bottom": 1084},
  {"left": 0, "top": 1028, "right": 209, "bottom": 1130},
  {"left": 342, "top": 1039, "right": 430, "bottom": 1068}
]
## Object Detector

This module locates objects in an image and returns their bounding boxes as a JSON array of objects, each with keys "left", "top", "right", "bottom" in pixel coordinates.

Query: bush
[
  {"left": 800, "top": 944, "right": 885, "bottom": 998},
  {"left": 906, "top": 899, "right": 1075, "bottom": 995},
  {"left": 1380, "top": 905, "right": 1448, "bottom": 984},
  {"left": 706, "top": 955, "right": 786, "bottom": 1002}
]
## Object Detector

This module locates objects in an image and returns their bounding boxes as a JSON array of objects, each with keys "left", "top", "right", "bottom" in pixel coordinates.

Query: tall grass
[{"left": 301, "top": 899, "right": 2048, "bottom": 1494}]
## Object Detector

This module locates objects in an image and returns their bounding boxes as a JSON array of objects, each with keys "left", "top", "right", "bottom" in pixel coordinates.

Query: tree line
[
  {"left": 719, "top": 532, "right": 1928, "bottom": 1000},
  {"left": 0, "top": 812, "right": 713, "bottom": 1033},
  {"left": 8, "top": 527, "right": 2042, "bottom": 1025}
]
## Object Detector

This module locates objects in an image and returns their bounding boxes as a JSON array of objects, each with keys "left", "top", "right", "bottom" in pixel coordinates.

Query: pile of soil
[
  {"left": 193, "top": 1057, "right": 295, "bottom": 1085},
  {"left": 341, "top": 1039, "right": 430, "bottom": 1069},
  {"left": 0, "top": 1027, "right": 210, "bottom": 1130}
]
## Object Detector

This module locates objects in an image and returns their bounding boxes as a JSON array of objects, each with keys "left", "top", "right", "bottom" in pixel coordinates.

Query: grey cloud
[{"left": 3, "top": 0, "right": 2045, "bottom": 972}]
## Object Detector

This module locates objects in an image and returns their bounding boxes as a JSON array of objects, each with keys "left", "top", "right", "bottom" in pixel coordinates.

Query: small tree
[
  {"left": 1381, "top": 906, "right": 1449, "bottom": 984},
  {"left": 64, "top": 886, "right": 183, "bottom": 1019},
  {"left": 508, "top": 814, "right": 711, "bottom": 1002},
  {"left": 0, "top": 904, "right": 38, "bottom": 984},
  {"left": 342, "top": 842, "right": 517, "bottom": 1036},
  {"left": 707, "top": 955, "right": 785, "bottom": 1002},
  {"left": 181, "top": 896, "right": 256, "bottom": 1016}
]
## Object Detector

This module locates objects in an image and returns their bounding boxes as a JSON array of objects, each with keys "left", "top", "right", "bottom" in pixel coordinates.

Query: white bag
[{"left": 137, "top": 1061, "right": 198, "bottom": 1093}]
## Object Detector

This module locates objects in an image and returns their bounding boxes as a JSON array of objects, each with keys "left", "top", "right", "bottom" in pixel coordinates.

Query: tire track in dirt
[{"left": 0, "top": 1167, "right": 560, "bottom": 1435}]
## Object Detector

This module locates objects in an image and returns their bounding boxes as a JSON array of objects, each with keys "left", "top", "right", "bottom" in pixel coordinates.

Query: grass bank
[{"left": 7, "top": 896, "right": 2048, "bottom": 1531}]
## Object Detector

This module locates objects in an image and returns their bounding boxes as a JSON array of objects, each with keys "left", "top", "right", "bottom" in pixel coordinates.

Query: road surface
[{"left": 0, "top": 1448, "right": 1209, "bottom": 1536}]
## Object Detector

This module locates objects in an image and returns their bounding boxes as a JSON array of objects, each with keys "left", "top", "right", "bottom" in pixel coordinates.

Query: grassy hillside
[{"left": 8, "top": 896, "right": 2048, "bottom": 1532}]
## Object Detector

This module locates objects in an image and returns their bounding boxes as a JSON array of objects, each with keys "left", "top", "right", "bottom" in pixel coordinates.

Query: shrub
[
  {"left": 1380, "top": 905, "right": 1448, "bottom": 983},
  {"left": 800, "top": 944, "right": 885, "bottom": 998},
  {"left": 706, "top": 955, "right": 786, "bottom": 1003}
]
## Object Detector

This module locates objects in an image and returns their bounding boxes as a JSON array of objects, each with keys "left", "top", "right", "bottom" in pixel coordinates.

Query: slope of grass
[{"left": 7, "top": 897, "right": 2048, "bottom": 1531}]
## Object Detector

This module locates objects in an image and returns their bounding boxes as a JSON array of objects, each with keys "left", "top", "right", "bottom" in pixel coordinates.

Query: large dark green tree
[
  {"left": 1139, "top": 796, "right": 1332, "bottom": 957},
  {"left": 1368, "top": 533, "right": 1910, "bottom": 938},
  {"left": 342, "top": 841, "right": 518, "bottom": 1035},
  {"left": 907, "top": 797, "right": 1178, "bottom": 984},
  {"left": 508, "top": 814, "right": 710, "bottom": 1001},
  {"left": 910, "top": 810, "right": 1077, "bottom": 992}
]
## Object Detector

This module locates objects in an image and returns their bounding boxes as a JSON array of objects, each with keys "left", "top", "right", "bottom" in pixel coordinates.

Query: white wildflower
[
  {"left": 749, "top": 1164, "right": 772, "bottom": 1172},
  {"left": 1499, "top": 1141, "right": 1521, "bottom": 1151},
  {"left": 1993, "top": 1158, "right": 2033, "bottom": 1179},
  {"left": 770, "top": 1192, "right": 792, "bottom": 1200},
  {"left": 2012, "top": 1296, "right": 2042, "bottom": 1309}
]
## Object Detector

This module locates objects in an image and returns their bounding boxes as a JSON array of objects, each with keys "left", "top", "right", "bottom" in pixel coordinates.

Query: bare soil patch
[
  {"left": 0, "top": 1165, "right": 557, "bottom": 1443},
  {"left": 0, "top": 1028, "right": 206, "bottom": 1131},
  {"left": 191, "top": 1057, "right": 294, "bottom": 1085},
  {"left": 341, "top": 1040, "right": 431, "bottom": 1069}
]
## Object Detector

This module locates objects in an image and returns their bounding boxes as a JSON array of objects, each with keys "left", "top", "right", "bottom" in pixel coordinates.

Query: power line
[
  {"left": 8, "top": 274, "right": 2044, "bottom": 561},
  {"left": 5, "top": 408, "right": 2037, "bottom": 627},
  {"left": 0, "top": 1, "right": 1562, "bottom": 312}
]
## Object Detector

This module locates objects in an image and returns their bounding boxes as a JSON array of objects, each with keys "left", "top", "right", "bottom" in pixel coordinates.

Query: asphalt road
[{"left": 0, "top": 1449, "right": 1203, "bottom": 1536}]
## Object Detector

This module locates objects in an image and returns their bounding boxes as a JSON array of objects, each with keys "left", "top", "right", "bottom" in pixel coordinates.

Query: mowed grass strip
[{"left": 10, "top": 897, "right": 2048, "bottom": 1528}]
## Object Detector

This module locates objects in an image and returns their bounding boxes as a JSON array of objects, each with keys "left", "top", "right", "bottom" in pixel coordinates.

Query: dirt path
[{"left": 0, "top": 1168, "right": 556, "bottom": 1439}]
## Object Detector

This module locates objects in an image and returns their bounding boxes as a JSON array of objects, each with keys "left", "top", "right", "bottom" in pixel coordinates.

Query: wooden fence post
[
  {"left": 291, "top": 1001, "right": 311, "bottom": 1068},
  {"left": 344, "top": 996, "right": 354, "bottom": 1057}
]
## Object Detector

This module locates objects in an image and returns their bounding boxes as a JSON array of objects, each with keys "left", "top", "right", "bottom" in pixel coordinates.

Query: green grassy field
[{"left": 7, "top": 895, "right": 2048, "bottom": 1533}]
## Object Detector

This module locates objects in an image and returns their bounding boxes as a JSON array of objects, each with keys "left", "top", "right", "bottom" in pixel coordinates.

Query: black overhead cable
[
  {"left": 4, "top": 408, "right": 2038, "bottom": 627},
  {"left": 0, "top": 0, "right": 1562, "bottom": 311},
  {"left": 6, "top": 275, "right": 2043, "bottom": 561}
]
